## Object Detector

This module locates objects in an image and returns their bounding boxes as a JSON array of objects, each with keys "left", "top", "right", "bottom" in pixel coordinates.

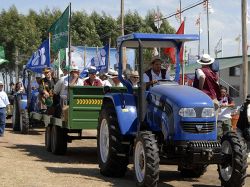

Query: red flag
[{"left": 164, "top": 21, "right": 185, "bottom": 64}]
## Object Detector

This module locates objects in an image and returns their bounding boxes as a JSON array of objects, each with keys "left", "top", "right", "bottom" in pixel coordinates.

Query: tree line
[{"left": 0, "top": 5, "right": 175, "bottom": 75}]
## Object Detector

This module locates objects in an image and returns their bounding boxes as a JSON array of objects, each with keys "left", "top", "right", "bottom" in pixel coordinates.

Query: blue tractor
[{"left": 97, "top": 33, "right": 248, "bottom": 187}]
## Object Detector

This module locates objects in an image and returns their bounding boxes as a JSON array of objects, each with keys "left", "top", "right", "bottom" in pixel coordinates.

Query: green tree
[
  {"left": 91, "top": 11, "right": 119, "bottom": 47},
  {"left": 71, "top": 11, "right": 101, "bottom": 47}
]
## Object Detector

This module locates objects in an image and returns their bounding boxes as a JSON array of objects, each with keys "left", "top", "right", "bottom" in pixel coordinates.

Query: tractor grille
[{"left": 181, "top": 122, "right": 215, "bottom": 134}]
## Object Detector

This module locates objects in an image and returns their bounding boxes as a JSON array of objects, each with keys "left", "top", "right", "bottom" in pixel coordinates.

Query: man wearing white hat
[
  {"left": 0, "top": 81, "right": 10, "bottom": 137},
  {"left": 107, "top": 69, "right": 123, "bottom": 87},
  {"left": 84, "top": 66, "right": 103, "bottom": 86},
  {"left": 54, "top": 65, "right": 83, "bottom": 96},
  {"left": 193, "top": 54, "right": 220, "bottom": 109},
  {"left": 128, "top": 71, "right": 139, "bottom": 87}
]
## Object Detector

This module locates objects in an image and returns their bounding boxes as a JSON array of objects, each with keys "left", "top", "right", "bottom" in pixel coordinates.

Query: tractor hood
[{"left": 149, "top": 84, "right": 214, "bottom": 108}]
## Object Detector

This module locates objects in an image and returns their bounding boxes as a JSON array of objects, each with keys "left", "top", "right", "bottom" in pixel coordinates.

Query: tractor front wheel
[
  {"left": 218, "top": 131, "right": 248, "bottom": 187},
  {"left": 97, "top": 102, "right": 130, "bottom": 177},
  {"left": 134, "top": 131, "right": 159, "bottom": 187}
]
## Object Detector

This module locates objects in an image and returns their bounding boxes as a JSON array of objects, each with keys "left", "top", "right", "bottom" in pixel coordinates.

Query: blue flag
[{"left": 26, "top": 39, "right": 50, "bottom": 73}]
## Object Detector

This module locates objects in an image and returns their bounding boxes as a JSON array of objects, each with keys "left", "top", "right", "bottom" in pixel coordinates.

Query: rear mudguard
[{"left": 103, "top": 93, "right": 137, "bottom": 135}]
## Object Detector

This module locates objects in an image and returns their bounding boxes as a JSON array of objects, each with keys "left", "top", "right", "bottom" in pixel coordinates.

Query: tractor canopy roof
[{"left": 117, "top": 33, "right": 199, "bottom": 48}]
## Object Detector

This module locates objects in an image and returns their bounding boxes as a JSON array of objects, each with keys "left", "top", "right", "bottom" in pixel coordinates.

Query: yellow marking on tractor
[{"left": 76, "top": 99, "right": 103, "bottom": 105}]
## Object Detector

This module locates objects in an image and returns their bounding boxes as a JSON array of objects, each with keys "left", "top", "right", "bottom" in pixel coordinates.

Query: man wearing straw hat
[
  {"left": 193, "top": 54, "right": 220, "bottom": 105},
  {"left": 128, "top": 70, "right": 139, "bottom": 87}
]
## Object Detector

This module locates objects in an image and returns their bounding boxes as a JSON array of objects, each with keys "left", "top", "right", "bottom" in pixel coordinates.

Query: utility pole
[
  {"left": 15, "top": 48, "right": 19, "bottom": 83},
  {"left": 242, "top": 0, "right": 248, "bottom": 101}
]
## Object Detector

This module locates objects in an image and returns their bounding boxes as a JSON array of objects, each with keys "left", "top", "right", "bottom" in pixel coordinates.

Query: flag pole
[
  {"left": 198, "top": 13, "right": 201, "bottom": 58},
  {"left": 181, "top": 17, "right": 186, "bottom": 86},
  {"left": 48, "top": 32, "right": 51, "bottom": 67},
  {"left": 58, "top": 50, "right": 60, "bottom": 78},
  {"left": 108, "top": 37, "right": 111, "bottom": 70},
  {"left": 84, "top": 45, "right": 86, "bottom": 68},
  {"left": 67, "top": 3, "right": 71, "bottom": 102}
]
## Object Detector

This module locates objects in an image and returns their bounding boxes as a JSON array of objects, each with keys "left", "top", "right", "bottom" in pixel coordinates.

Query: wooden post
[
  {"left": 15, "top": 48, "right": 19, "bottom": 83},
  {"left": 121, "top": 0, "right": 126, "bottom": 72}
]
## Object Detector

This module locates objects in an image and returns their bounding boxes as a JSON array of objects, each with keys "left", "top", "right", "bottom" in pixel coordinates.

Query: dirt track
[{"left": 0, "top": 123, "right": 250, "bottom": 187}]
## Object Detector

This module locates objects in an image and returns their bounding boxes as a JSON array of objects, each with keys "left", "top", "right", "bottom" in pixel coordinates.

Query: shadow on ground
[
  {"left": 6, "top": 143, "right": 98, "bottom": 164},
  {"left": 5, "top": 126, "right": 44, "bottom": 135}
]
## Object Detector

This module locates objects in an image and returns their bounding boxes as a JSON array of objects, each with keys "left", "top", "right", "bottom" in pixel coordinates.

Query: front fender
[{"left": 103, "top": 93, "right": 137, "bottom": 135}]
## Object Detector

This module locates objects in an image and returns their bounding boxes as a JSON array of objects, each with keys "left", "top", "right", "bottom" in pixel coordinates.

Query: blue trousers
[{"left": 0, "top": 108, "right": 6, "bottom": 136}]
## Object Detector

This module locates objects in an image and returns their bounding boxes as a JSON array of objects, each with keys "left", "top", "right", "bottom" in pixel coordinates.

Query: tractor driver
[{"left": 143, "top": 57, "right": 170, "bottom": 90}]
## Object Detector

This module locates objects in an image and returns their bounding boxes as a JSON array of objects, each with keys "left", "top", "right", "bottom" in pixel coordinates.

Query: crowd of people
[{"left": 0, "top": 53, "right": 239, "bottom": 137}]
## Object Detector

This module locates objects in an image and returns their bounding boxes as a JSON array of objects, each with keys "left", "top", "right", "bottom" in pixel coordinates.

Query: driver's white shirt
[{"left": 143, "top": 69, "right": 170, "bottom": 83}]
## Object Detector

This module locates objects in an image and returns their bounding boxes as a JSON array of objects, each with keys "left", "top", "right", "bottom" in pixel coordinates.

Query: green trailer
[{"left": 43, "top": 86, "right": 126, "bottom": 155}]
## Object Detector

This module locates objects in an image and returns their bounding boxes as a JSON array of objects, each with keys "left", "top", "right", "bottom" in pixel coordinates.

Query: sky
[{"left": 1, "top": 0, "right": 250, "bottom": 58}]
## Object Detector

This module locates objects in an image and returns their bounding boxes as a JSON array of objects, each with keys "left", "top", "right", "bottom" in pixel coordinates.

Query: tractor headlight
[
  {"left": 179, "top": 108, "right": 196, "bottom": 117},
  {"left": 202, "top": 108, "right": 215, "bottom": 117}
]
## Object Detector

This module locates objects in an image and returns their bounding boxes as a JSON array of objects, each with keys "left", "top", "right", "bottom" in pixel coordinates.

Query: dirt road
[{"left": 0, "top": 124, "right": 250, "bottom": 187}]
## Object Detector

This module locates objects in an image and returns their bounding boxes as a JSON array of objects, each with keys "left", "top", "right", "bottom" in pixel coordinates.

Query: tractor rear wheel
[
  {"left": 134, "top": 131, "right": 159, "bottom": 187},
  {"left": 45, "top": 126, "right": 52, "bottom": 152},
  {"left": 218, "top": 131, "right": 248, "bottom": 187},
  {"left": 20, "top": 109, "right": 29, "bottom": 134},
  {"left": 51, "top": 125, "right": 67, "bottom": 155},
  {"left": 97, "top": 102, "right": 130, "bottom": 177},
  {"left": 12, "top": 97, "right": 20, "bottom": 131}
]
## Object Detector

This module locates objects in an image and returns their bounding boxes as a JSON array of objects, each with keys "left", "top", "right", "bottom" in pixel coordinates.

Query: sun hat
[
  {"left": 129, "top": 71, "right": 139, "bottom": 78},
  {"left": 88, "top": 66, "right": 98, "bottom": 74},
  {"left": 197, "top": 54, "right": 215, "bottom": 65},
  {"left": 107, "top": 69, "right": 118, "bottom": 78},
  {"left": 70, "top": 65, "right": 80, "bottom": 72},
  {"left": 151, "top": 56, "right": 163, "bottom": 64}
]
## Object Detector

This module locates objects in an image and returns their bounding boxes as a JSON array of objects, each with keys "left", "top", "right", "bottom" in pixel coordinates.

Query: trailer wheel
[
  {"left": 134, "top": 131, "right": 159, "bottom": 187},
  {"left": 12, "top": 97, "right": 20, "bottom": 131},
  {"left": 45, "top": 126, "right": 52, "bottom": 152},
  {"left": 178, "top": 164, "right": 207, "bottom": 178},
  {"left": 218, "top": 131, "right": 248, "bottom": 187},
  {"left": 97, "top": 102, "right": 130, "bottom": 177},
  {"left": 51, "top": 125, "right": 67, "bottom": 155},
  {"left": 20, "top": 109, "right": 29, "bottom": 134}
]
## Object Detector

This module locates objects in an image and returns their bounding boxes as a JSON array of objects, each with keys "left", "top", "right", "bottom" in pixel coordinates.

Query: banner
[
  {"left": 26, "top": 39, "right": 50, "bottom": 73},
  {"left": 48, "top": 6, "right": 69, "bottom": 53},
  {"left": 64, "top": 46, "right": 135, "bottom": 76},
  {"left": 90, "top": 44, "right": 109, "bottom": 72}
]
